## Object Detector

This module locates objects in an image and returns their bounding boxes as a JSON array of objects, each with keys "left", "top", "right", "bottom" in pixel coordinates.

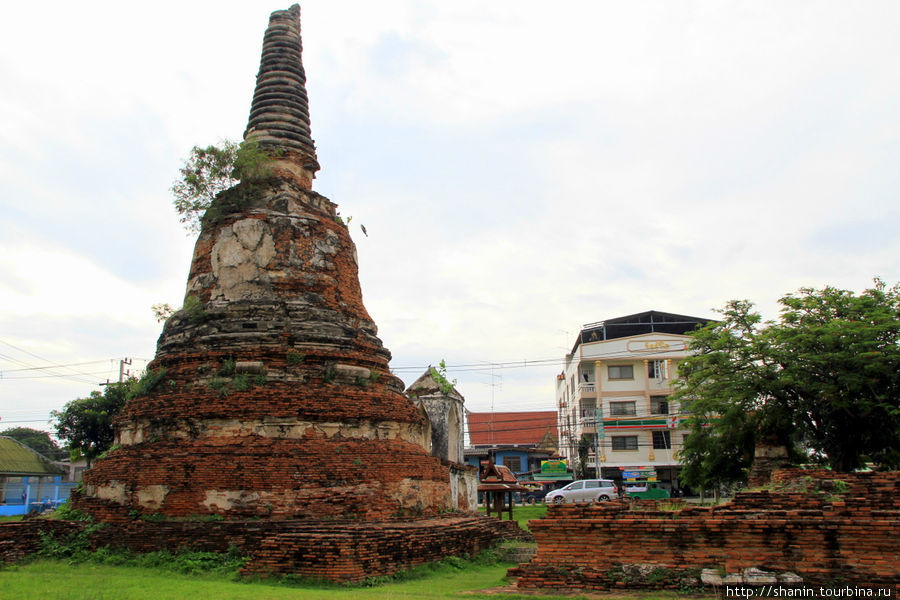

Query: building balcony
[{"left": 578, "top": 383, "right": 597, "bottom": 397}]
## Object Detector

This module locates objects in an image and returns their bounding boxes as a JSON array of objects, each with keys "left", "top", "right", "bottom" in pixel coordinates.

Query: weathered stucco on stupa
[{"left": 74, "top": 5, "right": 460, "bottom": 522}]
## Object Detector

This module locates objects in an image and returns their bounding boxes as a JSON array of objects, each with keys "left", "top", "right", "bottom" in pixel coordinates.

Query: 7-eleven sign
[{"left": 666, "top": 415, "right": 679, "bottom": 429}]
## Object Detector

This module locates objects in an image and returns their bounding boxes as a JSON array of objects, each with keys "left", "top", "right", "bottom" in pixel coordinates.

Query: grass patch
[
  {"left": 478, "top": 503, "right": 547, "bottom": 532},
  {"left": 0, "top": 515, "right": 23, "bottom": 523},
  {"left": 0, "top": 551, "right": 579, "bottom": 600}
]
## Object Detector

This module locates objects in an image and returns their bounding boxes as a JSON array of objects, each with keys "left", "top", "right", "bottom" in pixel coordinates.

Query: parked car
[
  {"left": 623, "top": 483, "right": 648, "bottom": 494},
  {"left": 544, "top": 479, "right": 618, "bottom": 504},
  {"left": 519, "top": 482, "right": 550, "bottom": 505},
  {"left": 624, "top": 482, "right": 670, "bottom": 499}
]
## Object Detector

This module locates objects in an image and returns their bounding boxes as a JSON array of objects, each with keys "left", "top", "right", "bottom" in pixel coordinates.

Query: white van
[{"left": 544, "top": 479, "right": 618, "bottom": 504}]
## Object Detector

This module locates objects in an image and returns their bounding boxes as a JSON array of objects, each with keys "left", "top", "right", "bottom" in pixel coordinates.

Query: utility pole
[
  {"left": 481, "top": 364, "right": 502, "bottom": 445},
  {"left": 102, "top": 358, "right": 133, "bottom": 386},
  {"left": 595, "top": 406, "right": 604, "bottom": 479},
  {"left": 119, "top": 358, "right": 132, "bottom": 383}
]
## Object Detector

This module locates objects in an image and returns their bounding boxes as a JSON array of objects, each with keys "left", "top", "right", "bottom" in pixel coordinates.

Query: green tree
[
  {"left": 0, "top": 427, "right": 66, "bottom": 460},
  {"left": 677, "top": 409, "right": 756, "bottom": 496},
  {"left": 50, "top": 382, "right": 131, "bottom": 467},
  {"left": 773, "top": 280, "right": 900, "bottom": 471},
  {"left": 575, "top": 434, "right": 593, "bottom": 480},
  {"left": 674, "top": 279, "right": 900, "bottom": 484},
  {"left": 171, "top": 138, "right": 272, "bottom": 233}
]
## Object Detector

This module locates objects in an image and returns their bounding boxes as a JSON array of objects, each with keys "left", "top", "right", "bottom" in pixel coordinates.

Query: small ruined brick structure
[
  {"left": 406, "top": 369, "right": 478, "bottom": 511},
  {"left": 76, "top": 5, "right": 457, "bottom": 522}
]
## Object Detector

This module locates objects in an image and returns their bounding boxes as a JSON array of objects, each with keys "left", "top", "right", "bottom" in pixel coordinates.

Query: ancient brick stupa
[{"left": 76, "top": 5, "right": 455, "bottom": 521}]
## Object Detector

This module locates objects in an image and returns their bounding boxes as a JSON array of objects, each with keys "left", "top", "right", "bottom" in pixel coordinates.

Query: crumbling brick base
[
  {"left": 1, "top": 514, "right": 515, "bottom": 583},
  {"left": 511, "top": 470, "right": 900, "bottom": 594}
]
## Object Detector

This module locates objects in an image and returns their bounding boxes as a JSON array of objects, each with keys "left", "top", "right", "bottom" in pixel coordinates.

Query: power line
[
  {"left": 1, "top": 370, "right": 115, "bottom": 380},
  {"left": 1, "top": 360, "right": 114, "bottom": 373},
  {"left": 0, "top": 345, "right": 151, "bottom": 386},
  {"left": 0, "top": 339, "right": 111, "bottom": 385},
  {"left": 392, "top": 346, "right": 689, "bottom": 376}
]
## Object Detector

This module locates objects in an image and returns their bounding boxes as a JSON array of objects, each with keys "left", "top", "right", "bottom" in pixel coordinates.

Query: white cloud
[{"left": 1, "top": 0, "right": 899, "bottom": 422}]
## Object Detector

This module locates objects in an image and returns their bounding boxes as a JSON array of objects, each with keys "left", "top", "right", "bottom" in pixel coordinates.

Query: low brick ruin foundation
[
  {"left": 510, "top": 470, "right": 900, "bottom": 594},
  {"left": 1, "top": 514, "right": 522, "bottom": 583}
]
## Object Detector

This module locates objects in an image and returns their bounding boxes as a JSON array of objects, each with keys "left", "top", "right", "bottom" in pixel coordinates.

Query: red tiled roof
[
  {"left": 480, "top": 462, "right": 519, "bottom": 484},
  {"left": 467, "top": 411, "right": 558, "bottom": 446}
]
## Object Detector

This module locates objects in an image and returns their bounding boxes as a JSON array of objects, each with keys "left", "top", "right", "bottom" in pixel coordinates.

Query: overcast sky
[{"left": 1, "top": 1, "right": 898, "bottom": 435}]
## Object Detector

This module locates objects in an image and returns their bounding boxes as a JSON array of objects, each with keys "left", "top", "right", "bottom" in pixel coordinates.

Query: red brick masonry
[
  {"left": 510, "top": 470, "right": 900, "bottom": 593},
  {"left": 1, "top": 514, "right": 523, "bottom": 583}
]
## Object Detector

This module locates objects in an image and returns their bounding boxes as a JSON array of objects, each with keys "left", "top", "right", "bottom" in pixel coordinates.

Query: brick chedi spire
[
  {"left": 244, "top": 4, "right": 320, "bottom": 188},
  {"left": 76, "top": 5, "right": 454, "bottom": 522}
]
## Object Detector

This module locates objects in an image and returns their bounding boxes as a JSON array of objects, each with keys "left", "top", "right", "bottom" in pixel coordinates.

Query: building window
[
  {"left": 652, "top": 431, "right": 671, "bottom": 450},
  {"left": 648, "top": 360, "right": 666, "bottom": 379},
  {"left": 580, "top": 365, "right": 594, "bottom": 383},
  {"left": 609, "top": 401, "right": 636, "bottom": 416},
  {"left": 503, "top": 456, "right": 522, "bottom": 473},
  {"left": 650, "top": 395, "right": 669, "bottom": 415},
  {"left": 580, "top": 399, "right": 596, "bottom": 420},
  {"left": 612, "top": 436, "right": 638, "bottom": 451},
  {"left": 608, "top": 364, "right": 634, "bottom": 380}
]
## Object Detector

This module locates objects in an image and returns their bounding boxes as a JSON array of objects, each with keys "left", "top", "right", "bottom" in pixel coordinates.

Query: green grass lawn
[
  {"left": 478, "top": 502, "right": 547, "bottom": 532},
  {"left": 0, "top": 515, "right": 23, "bottom": 523},
  {"left": 0, "top": 558, "right": 708, "bottom": 600},
  {"left": 0, "top": 558, "right": 583, "bottom": 600}
]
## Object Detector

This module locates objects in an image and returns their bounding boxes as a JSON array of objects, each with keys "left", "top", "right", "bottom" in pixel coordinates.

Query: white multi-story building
[{"left": 556, "top": 310, "right": 712, "bottom": 492}]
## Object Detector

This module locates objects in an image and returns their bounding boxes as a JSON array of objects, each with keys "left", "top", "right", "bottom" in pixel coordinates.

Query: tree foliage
[
  {"left": 171, "top": 139, "right": 272, "bottom": 233},
  {"left": 50, "top": 382, "right": 131, "bottom": 467},
  {"left": 575, "top": 434, "right": 593, "bottom": 480},
  {"left": 50, "top": 369, "right": 168, "bottom": 467},
  {"left": 674, "top": 279, "right": 900, "bottom": 486},
  {"left": 0, "top": 427, "right": 66, "bottom": 460}
]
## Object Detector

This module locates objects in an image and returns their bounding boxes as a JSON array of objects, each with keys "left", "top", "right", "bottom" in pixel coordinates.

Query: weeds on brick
[
  {"left": 207, "top": 376, "right": 229, "bottom": 396},
  {"left": 232, "top": 373, "right": 251, "bottom": 391},
  {"left": 46, "top": 502, "right": 91, "bottom": 522},
  {"left": 219, "top": 359, "right": 236, "bottom": 377},
  {"left": 182, "top": 295, "right": 209, "bottom": 325},
  {"left": 36, "top": 531, "right": 247, "bottom": 577},
  {"left": 37, "top": 521, "right": 106, "bottom": 562},
  {"left": 132, "top": 367, "right": 169, "bottom": 398}
]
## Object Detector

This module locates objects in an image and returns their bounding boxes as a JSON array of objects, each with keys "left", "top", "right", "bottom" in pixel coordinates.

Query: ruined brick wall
[
  {"left": 512, "top": 470, "right": 900, "bottom": 592},
  {"left": 242, "top": 516, "right": 505, "bottom": 581},
  {"left": 1, "top": 515, "right": 514, "bottom": 583},
  {"left": 0, "top": 520, "right": 81, "bottom": 564}
]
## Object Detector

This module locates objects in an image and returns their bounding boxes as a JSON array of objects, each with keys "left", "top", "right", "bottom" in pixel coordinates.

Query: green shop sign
[
  {"left": 621, "top": 466, "right": 657, "bottom": 481},
  {"left": 540, "top": 460, "right": 568, "bottom": 477}
]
